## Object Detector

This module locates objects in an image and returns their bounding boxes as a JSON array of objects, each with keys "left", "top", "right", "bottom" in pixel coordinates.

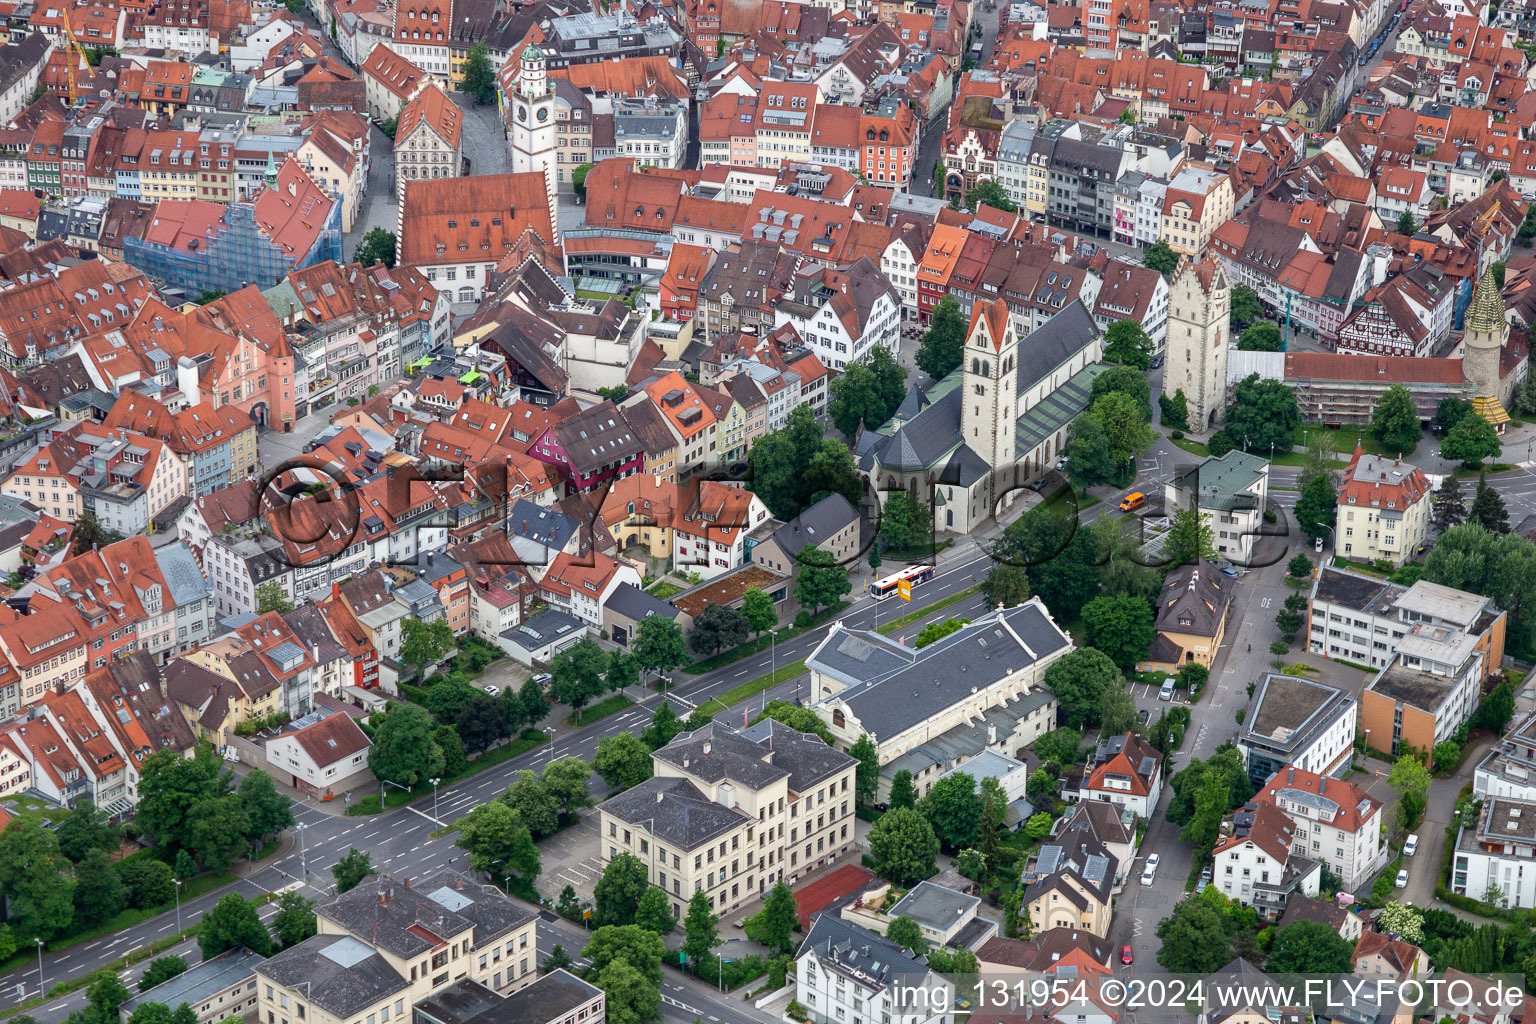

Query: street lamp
[
  {"left": 429, "top": 777, "right": 442, "bottom": 825},
  {"left": 172, "top": 877, "right": 183, "bottom": 933},
  {"left": 34, "top": 938, "right": 43, "bottom": 999}
]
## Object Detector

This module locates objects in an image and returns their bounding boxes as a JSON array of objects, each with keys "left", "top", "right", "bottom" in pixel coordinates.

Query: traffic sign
[{"left": 898, "top": 579, "right": 912, "bottom": 601}]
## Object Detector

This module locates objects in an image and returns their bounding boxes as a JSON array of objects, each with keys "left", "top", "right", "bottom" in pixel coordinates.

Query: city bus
[{"left": 869, "top": 564, "right": 936, "bottom": 600}]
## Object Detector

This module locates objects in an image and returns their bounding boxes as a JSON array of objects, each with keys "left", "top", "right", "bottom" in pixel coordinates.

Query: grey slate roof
[
  {"left": 1154, "top": 560, "right": 1233, "bottom": 637},
  {"left": 654, "top": 722, "right": 790, "bottom": 789},
  {"left": 316, "top": 870, "right": 536, "bottom": 962},
  {"left": 507, "top": 499, "right": 581, "bottom": 557},
  {"left": 796, "top": 915, "right": 934, "bottom": 990},
  {"left": 500, "top": 609, "right": 584, "bottom": 651},
  {"left": 604, "top": 581, "right": 681, "bottom": 622},
  {"left": 598, "top": 775, "right": 751, "bottom": 849},
  {"left": 768, "top": 493, "right": 858, "bottom": 562},
  {"left": 154, "top": 541, "right": 211, "bottom": 608},
  {"left": 255, "top": 934, "right": 408, "bottom": 1018},
  {"left": 807, "top": 603, "right": 1071, "bottom": 740},
  {"left": 1015, "top": 300, "right": 1100, "bottom": 396},
  {"left": 717, "top": 718, "right": 856, "bottom": 792},
  {"left": 416, "top": 972, "right": 603, "bottom": 1024}
]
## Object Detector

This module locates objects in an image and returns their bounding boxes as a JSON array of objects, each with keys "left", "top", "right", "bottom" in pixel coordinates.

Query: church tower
[
  {"left": 1463, "top": 267, "right": 1512, "bottom": 426},
  {"left": 962, "top": 297, "right": 1021, "bottom": 476},
  {"left": 1163, "top": 258, "right": 1231, "bottom": 431},
  {"left": 508, "top": 45, "right": 557, "bottom": 185}
]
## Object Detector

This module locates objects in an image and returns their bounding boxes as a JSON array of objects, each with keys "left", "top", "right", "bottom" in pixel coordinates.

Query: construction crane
[{"left": 59, "top": 6, "right": 91, "bottom": 106}]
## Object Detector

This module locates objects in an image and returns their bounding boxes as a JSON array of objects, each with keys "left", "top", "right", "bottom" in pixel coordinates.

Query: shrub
[
  {"left": 793, "top": 610, "right": 813, "bottom": 628},
  {"left": 1170, "top": 429, "right": 1185, "bottom": 439}
]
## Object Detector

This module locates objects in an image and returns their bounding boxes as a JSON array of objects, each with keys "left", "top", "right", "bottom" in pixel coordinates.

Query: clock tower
[{"left": 508, "top": 45, "right": 557, "bottom": 187}]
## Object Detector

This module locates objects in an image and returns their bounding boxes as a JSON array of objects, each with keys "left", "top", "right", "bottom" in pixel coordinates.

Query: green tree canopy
[
  {"left": 455, "top": 800, "right": 539, "bottom": 880},
  {"left": 1265, "top": 919, "right": 1356, "bottom": 973},
  {"left": 1082, "top": 594, "right": 1155, "bottom": 672},
  {"left": 1103, "top": 320, "right": 1153, "bottom": 370},
  {"left": 794, "top": 547, "right": 850, "bottom": 615},
  {"left": 965, "top": 179, "right": 1017, "bottom": 213},
  {"left": 331, "top": 848, "right": 374, "bottom": 894},
  {"left": 744, "top": 882, "right": 800, "bottom": 954},
  {"left": 879, "top": 491, "right": 932, "bottom": 551},
  {"left": 916, "top": 295, "right": 966, "bottom": 380},
  {"left": 1237, "top": 321, "right": 1282, "bottom": 351},
  {"left": 461, "top": 43, "right": 497, "bottom": 104},
  {"left": 1230, "top": 285, "right": 1263, "bottom": 329},
  {"left": 632, "top": 616, "right": 688, "bottom": 683},
  {"left": 1043, "top": 647, "right": 1123, "bottom": 728},
  {"left": 55, "top": 800, "right": 117, "bottom": 863},
  {"left": 1163, "top": 506, "right": 1216, "bottom": 568},
  {"left": 1090, "top": 364, "right": 1154, "bottom": 421},
  {"left": 868, "top": 807, "right": 940, "bottom": 886},
  {"left": 594, "top": 733, "right": 653, "bottom": 791},
  {"left": 1210, "top": 374, "right": 1300, "bottom": 457},
  {"left": 1294, "top": 473, "right": 1338, "bottom": 543},
  {"left": 1143, "top": 239, "right": 1180, "bottom": 275},
  {"left": 593, "top": 853, "right": 649, "bottom": 928},
  {"left": 748, "top": 405, "right": 865, "bottom": 520},
  {"left": 918, "top": 772, "right": 982, "bottom": 850},
  {"left": 1372, "top": 384, "right": 1423, "bottom": 455},
  {"left": 199, "top": 894, "right": 273, "bottom": 959},
  {"left": 368, "top": 704, "right": 444, "bottom": 790},
  {"left": 353, "top": 228, "right": 397, "bottom": 268},
  {"left": 1442, "top": 412, "right": 1501, "bottom": 469}
]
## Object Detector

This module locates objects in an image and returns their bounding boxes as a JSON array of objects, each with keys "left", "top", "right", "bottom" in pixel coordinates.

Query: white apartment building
[
  {"left": 1165, "top": 450, "right": 1270, "bottom": 567},
  {"left": 597, "top": 722, "right": 858, "bottom": 920},
  {"left": 1335, "top": 448, "right": 1432, "bottom": 567},
  {"left": 1474, "top": 710, "right": 1536, "bottom": 802},
  {"left": 1451, "top": 797, "right": 1536, "bottom": 909},
  {"left": 1213, "top": 801, "right": 1322, "bottom": 919},
  {"left": 1239, "top": 674, "right": 1358, "bottom": 789},
  {"left": 1255, "top": 765, "right": 1387, "bottom": 893},
  {"left": 772, "top": 259, "right": 902, "bottom": 371},
  {"left": 796, "top": 916, "right": 954, "bottom": 1024}
]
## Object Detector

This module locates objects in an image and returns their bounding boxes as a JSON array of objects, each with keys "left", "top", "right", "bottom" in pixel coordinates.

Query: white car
[
  {"left": 483, "top": 684, "right": 500, "bottom": 696},
  {"left": 1141, "top": 853, "right": 1160, "bottom": 886},
  {"left": 1395, "top": 868, "right": 1410, "bottom": 888},
  {"left": 1402, "top": 833, "right": 1419, "bottom": 857}
]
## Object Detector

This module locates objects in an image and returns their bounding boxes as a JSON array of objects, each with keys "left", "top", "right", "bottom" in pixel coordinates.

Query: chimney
[
  {"left": 1287, "top": 766, "right": 1294, "bottom": 784},
  {"left": 656, "top": 790, "right": 666, "bottom": 804},
  {"left": 1319, "top": 777, "right": 1326, "bottom": 794},
  {"left": 331, "top": 582, "right": 341, "bottom": 601},
  {"left": 378, "top": 890, "right": 387, "bottom": 906}
]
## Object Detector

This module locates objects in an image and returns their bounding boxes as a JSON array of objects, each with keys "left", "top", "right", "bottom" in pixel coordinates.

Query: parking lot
[{"left": 538, "top": 809, "right": 605, "bottom": 908}]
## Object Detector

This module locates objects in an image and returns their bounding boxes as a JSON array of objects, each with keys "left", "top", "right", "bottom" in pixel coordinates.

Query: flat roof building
[{"left": 1239, "top": 674, "right": 1358, "bottom": 787}]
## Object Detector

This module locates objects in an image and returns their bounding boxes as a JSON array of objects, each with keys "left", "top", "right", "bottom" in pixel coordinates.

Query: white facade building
[
  {"left": 796, "top": 917, "right": 954, "bottom": 1024},
  {"left": 1451, "top": 797, "right": 1536, "bottom": 909}
]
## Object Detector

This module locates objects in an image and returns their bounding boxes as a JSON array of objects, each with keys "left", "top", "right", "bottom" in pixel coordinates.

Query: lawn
[
  {"left": 644, "top": 580, "right": 684, "bottom": 599},
  {"left": 876, "top": 586, "right": 979, "bottom": 634},
  {"left": 347, "top": 732, "right": 551, "bottom": 814},
  {"left": 565, "top": 694, "right": 633, "bottom": 726},
  {"left": 683, "top": 601, "right": 850, "bottom": 674},
  {"left": 1169, "top": 431, "right": 1350, "bottom": 468},
  {"left": 694, "top": 660, "right": 810, "bottom": 720}
]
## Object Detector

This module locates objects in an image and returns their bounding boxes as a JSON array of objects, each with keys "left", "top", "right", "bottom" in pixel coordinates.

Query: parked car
[
  {"left": 1141, "top": 854, "right": 1160, "bottom": 886},
  {"left": 1198, "top": 866, "right": 1213, "bottom": 889},
  {"left": 482, "top": 684, "right": 500, "bottom": 696},
  {"left": 1121, "top": 945, "right": 1134, "bottom": 965},
  {"left": 1395, "top": 868, "right": 1410, "bottom": 888},
  {"left": 1403, "top": 833, "right": 1419, "bottom": 857},
  {"left": 532, "top": 673, "right": 552, "bottom": 688},
  {"left": 1159, "top": 679, "right": 1175, "bottom": 701},
  {"left": 1150, "top": 352, "right": 1165, "bottom": 369},
  {"left": 1137, "top": 708, "right": 1150, "bottom": 725}
]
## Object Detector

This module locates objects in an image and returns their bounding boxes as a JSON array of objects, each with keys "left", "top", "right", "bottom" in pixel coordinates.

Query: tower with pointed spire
[
  {"left": 1463, "top": 267, "right": 1512, "bottom": 430},
  {"left": 1164, "top": 257, "right": 1231, "bottom": 431}
]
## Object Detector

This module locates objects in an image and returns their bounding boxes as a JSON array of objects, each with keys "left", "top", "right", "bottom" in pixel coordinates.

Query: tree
[
  {"left": 571, "top": 163, "right": 593, "bottom": 198},
  {"left": 1090, "top": 364, "right": 1154, "bottom": 422},
  {"left": 1143, "top": 239, "right": 1180, "bottom": 275},
  {"left": 593, "top": 957, "right": 657, "bottom": 1024},
  {"left": 995, "top": 505, "right": 1100, "bottom": 617},
  {"left": 1389, "top": 753, "right": 1432, "bottom": 828},
  {"left": 331, "top": 848, "right": 374, "bottom": 894},
  {"left": 1210, "top": 374, "right": 1300, "bottom": 457},
  {"left": 1182, "top": 771, "right": 1229, "bottom": 861},
  {"left": 889, "top": 769, "right": 917, "bottom": 810},
  {"left": 634, "top": 886, "right": 676, "bottom": 936},
  {"left": 56, "top": 800, "right": 117, "bottom": 863},
  {"left": 73, "top": 849, "right": 128, "bottom": 927},
  {"left": 919, "top": 773, "right": 982, "bottom": 850},
  {"left": 583, "top": 925, "right": 665, "bottom": 985},
  {"left": 501, "top": 770, "right": 560, "bottom": 838},
  {"left": 916, "top": 294, "right": 967, "bottom": 380},
  {"left": 885, "top": 916, "right": 929, "bottom": 955},
  {"left": 1100, "top": 684, "right": 1138, "bottom": 736},
  {"left": 1082, "top": 594, "right": 1155, "bottom": 672},
  {"left": 1377, "top": 901, "right": 1424, "bottom": 945},
  {"left": 641, "top": 703, "right": 685, "bottom": 750},
  {"left": 1230, "top": 285, "right": 1263, "bottom": 330},
  {"left": 954, "top": 848, "right": 987, "bottom": 882},
  {"left": 540, "top": 757, "right": 594, "bottom": 821},
  {"left": 1160, "top": 389, "right": 1189, "bottom": 430},
  {"left": 914, "top": 617, "right": 966, "bottom": 648},
  {"left": 353, "top": 228, "right": 397, "bottom": 268},
  {"left": 457, "top": 693, "right": 512, "bottom": 753},
  {"left": 1043, "top": 647, "right": 1121, "bottom": 728},
  {"left": 549, "top": 637, "right": 608, "bottom": 714},
  {"left": 518, "top": 678, "right": 550, "bottom": 726},
  {"left": 138, "top": 956, "right": 189, "bottom": 993},
  {"left": 594, "top": 733, "right": 653, "bottom": 791},
  {"left": 749, "top": 404, "right": 865, "bottom": 520},
  {"left": 744, "top": 882, "right": 800, "bottom": 954},
  {"left": 741, "top": 588, "right": 777, "bottom": 637},
  {"left": 1472, "top": 678, "right": 1516, "bottom": 735},
  {"left": 1087, "top": 391, "right": 1156, "bottom": 467},
  {"left": 1103, "top": 320, "right": 1153, "bottom": 370},
  {"left": 254, "top": 581, "right": 292, "bottom": 614},
  {"left": 542, "top": 944, "right": 574, "bottom": 973},
  {"left": 965, "top": 179, "right": 1017, "bottom": 213},
  {"left": 70, "top": 511, "right": 121, "bottom": 555},
  {"left": 199, "top": 894, "right": 273, "bottom": 958},
  {"left": 0, "top": 817, "right": 76, "bottom": 941},
  {"left": 1518, "top": 366, "right": 1536, "bottom": 416},
  {"left": 605, "top": 650, "right": 640, "bottom": 695},
  {"left": 271, "top": 891, "right": 317, "bottom": 949},
  {"left": 1154, "top": 898, "right": 1232, "bottom": 974},
  {"left": 238, "top": 770, "right": 294, "bottom": 841},
  {"left": 794, "top": 547, "right": 850, "bottom": 615},
  {"left": 689, "top": 603, "right": 750, "bottom": 656},
  {"left": 850, "top": 735, "right": 880, "bottom": 807},
  {"left": 1033, "top": 727, "right": 1083, "bottom": 765},
  {"left": 593, "top": 853, "right": 649, "bottom": 928},
  {"left": 632, "top": 616, "right": 688, "bottom": 684},
  {"left": 118, "top": 858, "right": 175, "bottom": 909},
  {"left": 1292, "top": 473, "right": 1338, "bottom": 544},
  {"left": 1373, "top": 384, "right": 1422, "bottom": 455},
  {"left": 829, "top": 350, "right": 907, "bottom": 436},
  {"left": 1288, "top": 553, "right": 1313, "bottom": 578},
  {"left": 187, "top": 794, "right": 252, "bottom": 871},
  {"left": 1432, "top": 474, "right": 1467, "bottom": 533},
  {"left": 368, "top": 704, "right": 444, "bottom": 790},
  {"left": 979, "top": 561, "right": 1031, "bottom": 608},
  {"left": 424, "top": 675, "right": 479, "bottom": 724},
  {"left": 1470, "top": 473, "right": 1510, "bottom": 534},
  {"left": 1164, "top": 506, "right": 1216, "bottom": 567},
  {"left": 1396, "top": 209, "right": 1416, "bottom": 236},
  {"left": 868, "top": 807, "right": 940, "bottom": 886},
  {"left": 461, "top": 43, "right": 497, "bottom": 104},
  {"left": 1442, "top": 411, "right": 1501, "bottom": 469},
  {"left": 1064, "top": 414, "right": 1119, "bottom": 486},
  {"left": 879, "top": 491, "right": 932, "bottom": 551},
  {"left": 1436, "top": 397, "right": 1472, "bottom": 433},
  {"left": 753, "top": 699, "right": 835, "bottom": 743},
  {"left": 457, "top": 802, "right": 539, "bottom": 881},
  {"left": 87, "top": 973, "right": 132, "bottom": 1022},
  {"left": 1266, "top": 919, "right": 1355, "bottom": 973},
  {"left": 401, "top": 619, "right": 455, "bottom": 676},
  {"left": 1275, "top": 592, "right": 1306, "bottom": 639},
  {"left": 1166, "top": 749, "right": 1252, "bottom": 826},
  {"left": 683, "top": 889, "right": 719, "bottom": 966},
  {"left": 1237, "top": 321, "right": 1282, "bottom": 351}
]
